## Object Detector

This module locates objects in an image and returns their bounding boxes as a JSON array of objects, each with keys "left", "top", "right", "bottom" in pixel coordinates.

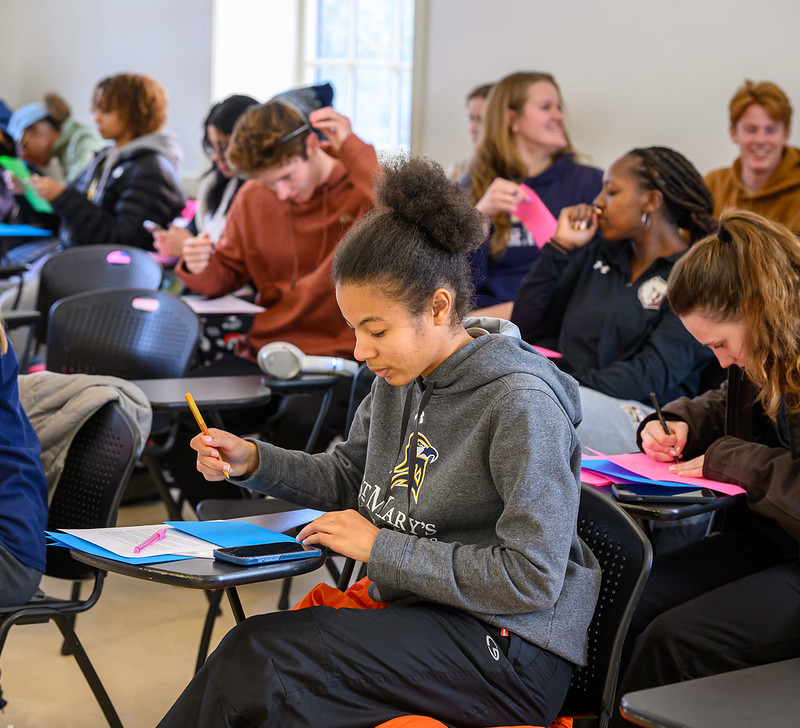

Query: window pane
[
  {"left": 400, "top": 0, "right": 415, "bottom": 64},
  {"left": 354, "top": 67, "right": 395, "bottom": 148},
  {"left": 355, "top": 0, "right": 395, "bottom": 62},
  {"left": 398, "top": 69, "right": 411, "bottom": 148},
  {"left": 316, "top": 0, "right": 350, "bottom": 59}
]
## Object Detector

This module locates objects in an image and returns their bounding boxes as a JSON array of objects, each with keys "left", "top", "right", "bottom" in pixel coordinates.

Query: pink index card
[
  {"left": 512, "top": 183, "right": 558, "bottom": 248},
  {"left": 607, "top": 452, "right": 746, "bottom": 496},
  {"left": 106, "top": 249, "right": 131, "bottom": 265},
  {"left": 533, "top": 345, "right": 562, "bottom": 359},
  {"left": 580, "top": 469, "right": 613, "bottom": 487}
]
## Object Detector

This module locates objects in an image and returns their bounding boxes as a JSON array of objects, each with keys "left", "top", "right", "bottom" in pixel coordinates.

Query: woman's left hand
[
  {"left": 29, "top": 174, "right": 65, "bottom": 201},
  {"left": 669, "top": 454, "right": 704, "bottom": 478},
  {"left": 296, "top": 509, "right": 380, "bottom": 563}
]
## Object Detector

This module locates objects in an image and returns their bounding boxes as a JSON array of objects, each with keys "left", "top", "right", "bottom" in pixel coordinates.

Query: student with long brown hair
[
  {"left": 609, "top": 209, "right": 800, "bottom": 725},
  {"left": 465, "top": 71, "right": 602, "bottom": 308}
]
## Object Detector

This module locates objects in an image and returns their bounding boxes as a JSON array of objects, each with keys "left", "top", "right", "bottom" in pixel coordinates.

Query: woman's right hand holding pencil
[
  {"left": 640, "top": 419, "right": 688, "bottom": 463},
  {"left": 191, "top": 429, "right": 259, "bottom": 481}
]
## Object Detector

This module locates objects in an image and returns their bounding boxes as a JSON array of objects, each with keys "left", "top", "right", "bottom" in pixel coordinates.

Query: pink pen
[{"left": 133, "top": 528, "right": 167, "bottom": 554}]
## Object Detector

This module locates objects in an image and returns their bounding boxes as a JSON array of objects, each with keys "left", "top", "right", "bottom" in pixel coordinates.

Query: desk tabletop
[
  {"left": 131, "top": 373, "right": 341, "bottom": 411},
  {"left": 71, "top": 509, "right": 325, "bottom": 590},
  {"left": 131, "top": 374, "right": 271, "bottom": 410},
  {"left": 620, "top": 657, "right": 800, "bottom": 728},
  {"left": 589, "top": 483, "right": 743, "bottom": 521}
]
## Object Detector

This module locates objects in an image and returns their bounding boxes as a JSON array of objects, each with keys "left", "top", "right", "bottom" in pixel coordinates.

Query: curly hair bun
[{"left": 377, "top": 155, "right": 485, "bottom": 255}]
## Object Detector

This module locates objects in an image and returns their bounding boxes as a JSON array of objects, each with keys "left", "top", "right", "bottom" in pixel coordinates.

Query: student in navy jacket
[
  {"left": 464, "top": 71, "right": 602, "bottom": 308},
  {"left": 0, "top": 325, "right": 48, "bottom": 606},
  {"left": 511, "top": 147, "right": 718, "bottom": 455}
]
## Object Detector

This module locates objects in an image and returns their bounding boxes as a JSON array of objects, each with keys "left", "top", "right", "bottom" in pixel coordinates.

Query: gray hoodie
[{"left": 242, "top": 319, "right": 601, "bottom": 666}]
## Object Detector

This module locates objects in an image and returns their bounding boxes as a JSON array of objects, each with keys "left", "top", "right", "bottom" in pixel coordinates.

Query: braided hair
[{"left": 628, "top": 146, "right": 717, "bottom": 243}]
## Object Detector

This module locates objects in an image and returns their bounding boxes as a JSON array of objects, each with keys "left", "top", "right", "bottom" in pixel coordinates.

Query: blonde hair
[
  {"left": 0, "top": 325, "right": 7, "bottom": 355},
  {"left": 469, "top": 71, "right": 576, "bottom": 258},
  {"left": 668, "top": 209, "right": 800, "bottom": 418}
]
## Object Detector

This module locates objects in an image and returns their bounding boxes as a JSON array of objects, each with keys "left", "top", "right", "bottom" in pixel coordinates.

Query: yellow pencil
[{"left": 184, "top": 392, "right": 230, "bottom": 477}]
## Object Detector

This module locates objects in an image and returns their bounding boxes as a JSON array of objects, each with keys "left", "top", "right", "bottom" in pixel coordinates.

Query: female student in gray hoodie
[{"left": 158, "top": 157, "right": 600, "bottom": 728}]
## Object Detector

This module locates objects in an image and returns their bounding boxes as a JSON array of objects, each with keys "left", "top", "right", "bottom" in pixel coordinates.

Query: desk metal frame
[{"left": 71, "top": 510, "right": 325, "bottom": 672}]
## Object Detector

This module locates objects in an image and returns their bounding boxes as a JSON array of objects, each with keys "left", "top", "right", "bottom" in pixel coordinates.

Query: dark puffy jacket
[{"left": 51, "top": 132, "right": 184, "bottom": 250}]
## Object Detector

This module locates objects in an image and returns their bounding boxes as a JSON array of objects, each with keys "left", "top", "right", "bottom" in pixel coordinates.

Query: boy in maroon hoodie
[
  {"left": 177, "top": 100, "right": 378, "bottom": 361},
  {"left": 169, "top": 102, "right": 378, "bottom": 502}
]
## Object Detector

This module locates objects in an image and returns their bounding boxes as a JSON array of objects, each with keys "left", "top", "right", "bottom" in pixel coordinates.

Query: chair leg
[
  {"left": 60, "top": 581, "right": 82, "bottom": 655},
  {"left": 142, "top": 453, "right": 183, "bottom": 520},
  {"left": 277, "top": 577, "right": 293, "bottom": 611},
  {"left": 196, "top": 590, "right": 224, "bottom": 673},
  {"left": 52, "top": 613, "right": 123, "bottom": 728}
]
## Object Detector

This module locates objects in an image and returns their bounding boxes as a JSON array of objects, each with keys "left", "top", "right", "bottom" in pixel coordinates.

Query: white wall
[
  {"left": 419, "top": 0, "right": 800, "bottom": 175},
  {"left": 3, "top": 0, "right": 800, "bottom": 184},
  {"left": 1, "top": 0, "right": 214, "bottom": 185}
]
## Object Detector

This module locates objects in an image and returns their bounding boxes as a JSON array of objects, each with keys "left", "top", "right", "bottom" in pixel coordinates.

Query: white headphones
[{"left": 257, "top": 341, "right": 360, "bottom": 380}]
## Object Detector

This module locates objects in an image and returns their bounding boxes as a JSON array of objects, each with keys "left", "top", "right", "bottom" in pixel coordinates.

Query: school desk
[
  {"left": 70, "top": 508, "right": 326, "bottom": 672},
  {"left": 619, "top": 657, "right": 800, "bottom": 727}
]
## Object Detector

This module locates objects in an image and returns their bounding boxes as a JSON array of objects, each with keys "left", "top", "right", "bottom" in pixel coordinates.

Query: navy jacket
[
  {"left": 511, "top": 239, "right": 715, "bottom": 404},
  {"left": 0, "top": 340, "right": 48, "bottom": 572},
  {"left": 465, "top": 154, "right": 603, "bottom": 306}
]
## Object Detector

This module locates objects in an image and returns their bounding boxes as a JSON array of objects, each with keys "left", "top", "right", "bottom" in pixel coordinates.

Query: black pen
[{"left": 650, "top": 391, "right": 680, "bottom": 464}]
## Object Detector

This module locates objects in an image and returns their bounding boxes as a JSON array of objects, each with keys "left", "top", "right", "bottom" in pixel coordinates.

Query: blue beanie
[{"left": 8, "top": 103, "right": 49, "bottom": 142}]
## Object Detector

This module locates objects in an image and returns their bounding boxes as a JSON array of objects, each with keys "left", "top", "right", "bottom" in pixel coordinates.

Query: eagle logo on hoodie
[{"left": 390, "top": 432, "right": 439, "bottom": 503}]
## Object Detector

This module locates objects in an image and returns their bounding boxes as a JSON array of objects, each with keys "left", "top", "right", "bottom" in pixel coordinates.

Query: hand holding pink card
[{"left": 512, "top": 183, "right": 558, "bottom": 248}]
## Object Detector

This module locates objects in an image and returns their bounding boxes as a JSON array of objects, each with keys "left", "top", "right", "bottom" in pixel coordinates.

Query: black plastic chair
[
  {"left": 46, "top": 287, "right": 201, "bottom": 519},
  {"left": 559, "top": 484, "right": 653, "bottom": 728},
  {"left": 35, "top": 245, "right": 163, "bottom": 345},
  {"left": 46, "top": 287, "right": 197, "bottom": 379},
  {"left": 0, "top": 401, "right": 141, "bottom": 728}
]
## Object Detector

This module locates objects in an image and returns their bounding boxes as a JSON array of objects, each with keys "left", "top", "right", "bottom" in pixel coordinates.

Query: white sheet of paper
[
  {"left": 59, "top": 524, "right": 217, "bottom": 559},
  {"left": 182, "top": 294, "right": 266, "bottom": 315}
]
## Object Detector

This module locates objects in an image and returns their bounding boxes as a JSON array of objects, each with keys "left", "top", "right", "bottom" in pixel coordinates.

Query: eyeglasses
[{"left": 203, "top": 138, "right": 229, "bottom": 158}]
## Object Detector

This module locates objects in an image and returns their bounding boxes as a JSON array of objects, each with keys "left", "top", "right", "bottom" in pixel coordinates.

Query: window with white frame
[
  {"left": 302, "top": 0, "right": 416, "bottom": 152},
  {"left": 212, "top": 0, "right": 416, "bottom": 153}
]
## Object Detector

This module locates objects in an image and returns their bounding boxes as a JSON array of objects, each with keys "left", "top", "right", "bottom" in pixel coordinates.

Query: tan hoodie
[
  {"left": 705, "top": 145, "right": 800, "bottom": 234},
  {"left": 177, "top": 134, "right": 378, "bottom": 360}
]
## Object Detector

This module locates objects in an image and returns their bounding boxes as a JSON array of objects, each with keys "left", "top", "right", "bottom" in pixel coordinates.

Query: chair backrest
[
  {"left": 46, "top": 288, "right": 201, "bottom": 379},
  {"left": 35, "top": 246, "right": 163, "bottom": 340},
  {"left": 560, "top": 485, "right": 653, "bottom": 728},
  {"left": 46, "top": 401, "right": 141, "bottom": 581}
]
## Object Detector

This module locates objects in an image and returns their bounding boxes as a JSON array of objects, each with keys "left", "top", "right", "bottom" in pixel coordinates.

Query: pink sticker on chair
[
  {"left": 131, "top": 297, "right": 160, "bottom": 312},
  {"left": 106, "top": 250, "right": 131, "bottom": 265}
]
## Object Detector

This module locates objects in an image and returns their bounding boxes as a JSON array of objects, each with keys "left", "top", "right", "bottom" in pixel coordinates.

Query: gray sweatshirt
[{"left": 240, "top": 320, "right": 601, "bottom": 666}]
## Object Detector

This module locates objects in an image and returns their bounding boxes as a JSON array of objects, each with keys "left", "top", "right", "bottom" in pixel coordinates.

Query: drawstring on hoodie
[
  {"left": 396, "top": 379, "right": 434, "bottom": 502},
  {"left": 286, "top": 185, "right": 330, "bottom": 290}
]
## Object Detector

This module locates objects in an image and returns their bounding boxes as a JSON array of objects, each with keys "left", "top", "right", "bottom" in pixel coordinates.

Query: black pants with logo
[{"left": 156, "top": 602, "right": 572, "bottom": 728}]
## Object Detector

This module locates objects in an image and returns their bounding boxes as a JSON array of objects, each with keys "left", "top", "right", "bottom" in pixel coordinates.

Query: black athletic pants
[
  {"left": 156, "top": 603, "right": 573, "bottom": 728},
  {"left": 608, "top": 508, "right": 800, "bottom": 727}
]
